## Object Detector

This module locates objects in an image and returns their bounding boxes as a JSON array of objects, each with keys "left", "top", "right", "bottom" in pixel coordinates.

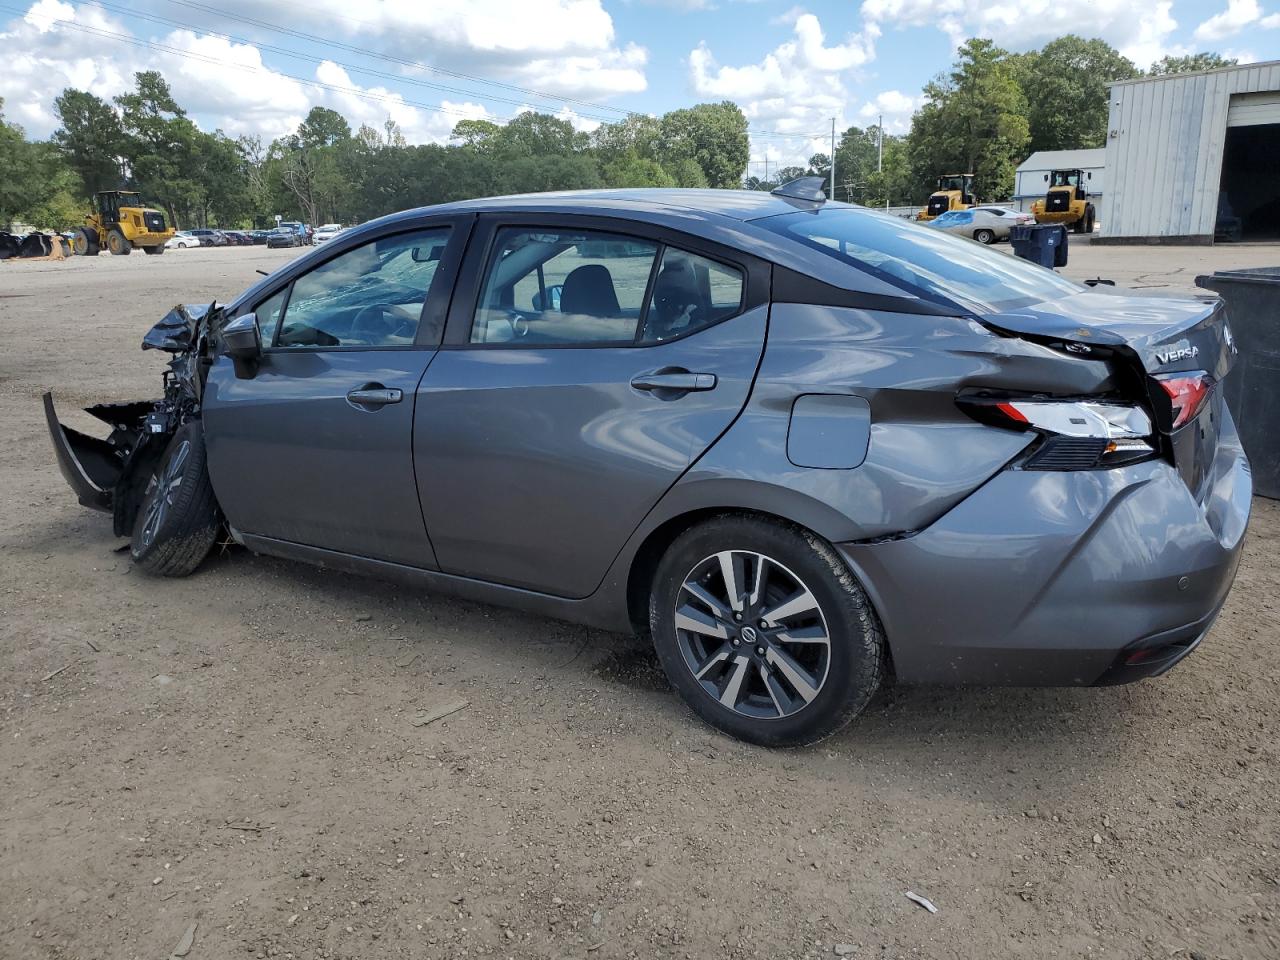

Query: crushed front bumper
[{"left": 840, "top": 409, "right": 1252, "bottom": 686}]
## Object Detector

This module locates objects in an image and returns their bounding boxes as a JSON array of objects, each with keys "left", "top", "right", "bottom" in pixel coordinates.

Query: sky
[{"left": 2, "top": 0, "right": 1279, "bottom": 171}]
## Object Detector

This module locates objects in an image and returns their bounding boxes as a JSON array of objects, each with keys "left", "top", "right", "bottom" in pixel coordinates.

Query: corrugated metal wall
[{"left": 1102, "top": 62, "right": 1280, "bottom": 239}]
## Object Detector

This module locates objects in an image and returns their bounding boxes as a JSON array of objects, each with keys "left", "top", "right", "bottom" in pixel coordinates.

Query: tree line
[{"left": 0, "top": 39, "right": 1236, "bottom": 232}]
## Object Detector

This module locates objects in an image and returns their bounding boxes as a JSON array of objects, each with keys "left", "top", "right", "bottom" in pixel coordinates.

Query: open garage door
[{"left": 1218, "top": 93, "right": 1280, "bottom": 241}]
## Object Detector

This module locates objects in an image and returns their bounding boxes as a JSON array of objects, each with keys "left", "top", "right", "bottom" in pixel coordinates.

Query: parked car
[
  {"left": 927, "top": 206, "right": 1033, "bottom": 244},
  {"left": 43, "top": 185, "right": 1251, "bottom": 747},
  {"left": 187, "top": 229, "right": 228, "bottom": 247},
  {"left": 223, "top": 231, "right": 253, "bottom": 246},
  {"left": 166, "top": 232, "right": 200, "bottom": 249},
  {"left": 313, "top": 223, "right": 344, "bottom": 243},
  {"left": 248, "top": 230, "right": 272, "bottom": 245},
  {"left": 280, "top": 221, "right": 311, "bottom": 245},
  {"left": 266, "top": 227, "right": 301, "bottom": 249}
]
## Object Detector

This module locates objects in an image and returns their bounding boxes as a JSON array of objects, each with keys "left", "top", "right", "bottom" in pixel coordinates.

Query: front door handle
[
  {"left": 630, "top": 372, "right": 717, "bottom": 392},
  {"left": 346, "top": 385, "right": 403, "bottom": 408}
]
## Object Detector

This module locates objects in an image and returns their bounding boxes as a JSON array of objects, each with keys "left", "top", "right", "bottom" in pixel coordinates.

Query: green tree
[
  {"left": 659, "top": 102, "right": 748, "bottom": 188},
  {"left": 1019, "top": 35, "right": 1138, "bottom": 150},
  {"left": 297, "top": 106, "right": 352, "bottom": 147},
  {"left": 496, "top": 112, "right": 577, "bottom": 157},
  {"left": 52, "top": 89, "right": 125, "bottom": 195},
  {"left": 115, "top": 71, "right": 203, "bottom": 224},
  {"left": 1148, "top": 52, "right": 1237, "bottom": 75},
  {"left": 1, "top": 99, "right": 86, "bottom": 231},
  {"left": 601, "top": 151, "right": 676, "bottom": 188},
  {"left": 590, "top": 113, "right": 662, "bottom": 165},
  {"left": 450, "top": 118, "right": 502, "bottom": 149},
  {"left": 906, "top": 38, "right": 1030, "bottom": 203}
]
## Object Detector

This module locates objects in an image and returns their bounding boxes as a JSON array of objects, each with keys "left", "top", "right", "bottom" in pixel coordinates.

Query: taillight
[
  {"left": 1153, "top": 371, "right": 1213, "bottom": 429},
  {"left": 958, "top": 396, "right": 1156, "bottom": 470}
]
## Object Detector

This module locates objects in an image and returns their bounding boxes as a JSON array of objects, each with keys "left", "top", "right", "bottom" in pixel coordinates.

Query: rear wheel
[
  {"left": 73, "top": 228, "right": 99, "bottom": 256},
  {"left": 130, "top": 421, "right": 221, "bottom": 577},
  {"left": 649, "top": 515, "right": 884, "bottom": 747},
  {"left": 144, "top": 244, "right": 165, "bottom": 255},
  {"left": 106, "top": 229, "right": 132, "bottom": 256},
  {"left": 974, "top": 228, "right": 996, "bottom": 245}
]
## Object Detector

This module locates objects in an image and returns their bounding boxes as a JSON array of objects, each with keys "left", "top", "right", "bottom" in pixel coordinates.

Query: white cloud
[
  {"left": 860, "top": 0, "right": 1185, "bottom": 68},
  {"left": 1194, "top": 0, "right": 1265, "bottom": 42},
  {"left": 0, "top": 0, "right": 638, "bottom": 143},
  {"left": 690, "top": 12, "right": 880, "bottom": 166},
  {"left": 857, "top": 90, "right": 920, "bottom": 134}
]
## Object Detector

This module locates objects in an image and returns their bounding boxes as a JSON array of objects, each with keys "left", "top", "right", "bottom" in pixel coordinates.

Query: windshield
[
  {"left": 1051, "top": 171, "right": 1080, "bottom": 187},
  {"left": 758, "top": 207, "right": 1082, "bottom": 313}
]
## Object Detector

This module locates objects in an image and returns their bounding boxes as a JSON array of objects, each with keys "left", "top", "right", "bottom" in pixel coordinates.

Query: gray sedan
[
  {"left": 44, "top": 182, "right": 1250, "bottom": 746},
  {"left": 927, "top": 205, "right": 1034, "bottom": 243}
]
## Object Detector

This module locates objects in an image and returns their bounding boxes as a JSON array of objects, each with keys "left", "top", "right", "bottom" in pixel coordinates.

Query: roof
[
  {"left": 1110, "top": 58, "right": 1280, "bottom": 87},
  {"left": 1016, "top": 149, "right": 1107, "bottom": 173},
  {"left": 424, "top": 188, "right": 844, "bottom": 222}
]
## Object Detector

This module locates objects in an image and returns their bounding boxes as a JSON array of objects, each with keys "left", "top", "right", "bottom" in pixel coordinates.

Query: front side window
[
  {"left": 273, "top": 228, "right": 450, "bottom": 348},
  {"left": 472, "top": 228, "right": 659, "bottom": 345},
  {"left": 760, "top": 208, "right": 1082, "bottom": 313}
]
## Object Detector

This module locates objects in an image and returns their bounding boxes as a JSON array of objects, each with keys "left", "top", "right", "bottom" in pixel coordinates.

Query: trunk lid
[{"left": 983, "top": 288, "right": 1238, "bottom": 498}]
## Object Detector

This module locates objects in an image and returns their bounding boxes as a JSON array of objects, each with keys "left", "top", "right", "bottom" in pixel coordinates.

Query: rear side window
[
  {"left": 759, "top": 208, "right": 1081, "bottom": 312},
  {"left": 640, "top": 248, "right": 744, "bottom": 343},
  {"left": 473, "top": 228, "right": 658, "bottom": 345},
  {"left": 471, "top": 227, "right": 746, "bottom": 347}
]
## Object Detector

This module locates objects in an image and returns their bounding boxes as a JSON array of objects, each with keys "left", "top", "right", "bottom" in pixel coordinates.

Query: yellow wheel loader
[
  {"left": 917, "top": 173, "right": 976, "bottom": 222},
  {"left": 72, "top": 191, "right": 175, "bottom": 257},
  {"left": 1031, "top": 169, "right": 1096, "bottom": 234}
]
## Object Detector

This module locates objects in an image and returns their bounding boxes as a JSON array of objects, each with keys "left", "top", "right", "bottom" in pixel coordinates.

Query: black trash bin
[
  {"left": 1195, "top": 266, "right": 1280, "bottom": 499},
  {"left": 1009, "top": 223, "right": 1068, "bottom": 269}
]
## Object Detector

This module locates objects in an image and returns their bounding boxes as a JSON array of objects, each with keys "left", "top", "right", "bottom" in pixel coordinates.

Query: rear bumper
[{"left": 840, "top": 411, "right": 1252, "bottom": 686}]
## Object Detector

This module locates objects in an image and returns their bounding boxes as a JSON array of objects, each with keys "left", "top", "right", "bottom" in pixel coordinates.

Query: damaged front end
[{"left": 43, "top": 302, "right": 224, "bottom": 536}]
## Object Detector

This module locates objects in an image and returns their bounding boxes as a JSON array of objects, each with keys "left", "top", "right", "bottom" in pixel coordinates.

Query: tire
[
  {"left": 649, "top": 514, "right": 884, "bottom": 747},
  {"left": 144, "top": 244, "right": 165, "bottom": 255},
  {"left": 130, "top": 421, "right": 221, "bottom": 577},
  {"left": 73, "top": 228, "right": 99, "bottom": 256},
  {"left": 974, "top": 229, "right": 995, "bottom": 244},
  {"left": 107, "top": 229, "right": 132, "bottom": 255}
]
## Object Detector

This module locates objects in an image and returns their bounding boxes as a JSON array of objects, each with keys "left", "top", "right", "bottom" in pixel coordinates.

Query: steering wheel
[
  {"left": 505, "top": 311, "right": 530, "bottom": 339},
  {"left": 351, "top": 304, "right": 411, "bottom": 344}
]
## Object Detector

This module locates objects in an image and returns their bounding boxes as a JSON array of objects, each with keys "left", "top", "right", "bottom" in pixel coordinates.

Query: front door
[
  {"left": 415, "top": 218, "right": 769, "bottom": 598},
  {"left": 203, "top": 222, "right": 465, "bottom": 567}
]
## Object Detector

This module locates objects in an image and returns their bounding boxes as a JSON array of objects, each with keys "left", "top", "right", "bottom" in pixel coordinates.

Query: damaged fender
[{"left": 43, "top": 303, "right": 225, "bottom": 535}]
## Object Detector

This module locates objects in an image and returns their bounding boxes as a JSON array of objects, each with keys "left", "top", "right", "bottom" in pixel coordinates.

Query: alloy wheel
[
  {"left": 674, "top": 550, "right": 831, "bottom": 720},
  {"left": 139, "top": 440, "right": 190, "bottom": 548}
]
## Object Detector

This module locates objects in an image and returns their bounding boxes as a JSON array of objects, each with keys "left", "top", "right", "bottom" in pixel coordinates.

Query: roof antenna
[{"left": 771, "top": 176, "right": 828, "bottom": 203}]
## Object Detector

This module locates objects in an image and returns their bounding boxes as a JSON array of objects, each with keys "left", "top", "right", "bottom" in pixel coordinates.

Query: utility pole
[{"left": 830, "top": 117, "right": 836, "bottom": 200}]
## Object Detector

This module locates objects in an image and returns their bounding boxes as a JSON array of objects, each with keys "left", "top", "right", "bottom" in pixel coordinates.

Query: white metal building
[
  {"left": 1012, "top": 149, "right": 1106, "bottom": 215},
  {"left": 1101, "top": 60, "right": 1280, "bottom": 243}
]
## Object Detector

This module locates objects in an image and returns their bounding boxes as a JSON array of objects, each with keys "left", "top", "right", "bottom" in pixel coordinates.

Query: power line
[
  {"left": 164, "top": 0, "right": 637, "bottom": 119},
  {"left": 0, "top": 6, "right": 552, "bottom": 126},
  {"left": 81, "top": 0, "right": 623, "bottom": 121}
]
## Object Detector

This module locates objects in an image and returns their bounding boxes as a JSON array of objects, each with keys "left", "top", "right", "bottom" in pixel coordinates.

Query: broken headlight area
[{"left": 43, "top": 303, "right": 224, "bottom": 535}]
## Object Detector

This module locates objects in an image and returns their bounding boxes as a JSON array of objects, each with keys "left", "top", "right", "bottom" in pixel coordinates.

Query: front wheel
[
  {"left": 130, "top": 421, "right": 221, "bottom": 577},
  {"left": 974, "top": 228, "right": 995, "bottom": 244},
  {"left": 73, "top": 228, "right": 99, "bottom": 256},
  {"left": 107, "top": 229, "right": 132, "bottom": 255},
  {"left": 649, "top": 515, "right": 884, "bottom": 747}
]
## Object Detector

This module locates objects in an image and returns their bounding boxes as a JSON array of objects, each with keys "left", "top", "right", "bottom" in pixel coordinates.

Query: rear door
[
  {"left": 203, "top": 217, "right": 470, "bottom": 567},
  {"left": 414, "top": 214, "right": 770, "bottom": 598}
]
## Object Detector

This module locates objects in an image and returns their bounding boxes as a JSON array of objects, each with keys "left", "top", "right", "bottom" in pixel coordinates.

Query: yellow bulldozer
[
  {"left": 1031, "top": 169, "right": 1096, "bottom": 234},
  {"left": 72, "top": 191, "right": 175, "bottom": 256},
  {"left": 917, "top": 173, "right": 976, "bottom": 222}
]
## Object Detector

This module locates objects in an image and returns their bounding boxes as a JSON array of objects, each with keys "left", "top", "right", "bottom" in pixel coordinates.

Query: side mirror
[
  {"left": 223, "top": 312, "right": 262, "bottom": 378},
  {"left": 1087, "top": 171, "right": 1092, "bottom": 180}
]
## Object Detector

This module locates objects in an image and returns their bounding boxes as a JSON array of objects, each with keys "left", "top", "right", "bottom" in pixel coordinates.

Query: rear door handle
[
  {"left": 346, "top": 385, "right": 403, "bottom": 408},
  {"left": 630, "top": 372, "right": 717, "bottom": 392}
]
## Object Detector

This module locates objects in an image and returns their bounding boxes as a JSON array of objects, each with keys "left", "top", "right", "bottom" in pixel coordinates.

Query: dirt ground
[{"left": 1, "top": 243, "right": 1278, "bottom": 960}]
